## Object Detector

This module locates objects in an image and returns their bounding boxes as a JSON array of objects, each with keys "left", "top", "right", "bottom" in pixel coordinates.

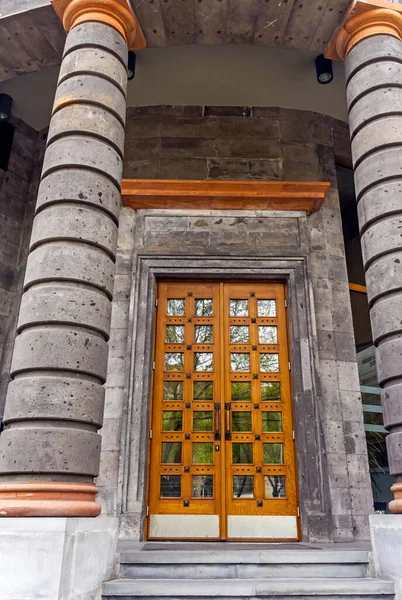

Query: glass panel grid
[
  {"left": 262, "top": 412, "right": 283, "bottom": 432},
  {"left": 230, "top": 299, "right": 249, "bottom": 316},
  {"left": 192, "top": 475, "right": 213, "bottom": 498},
  {"left": 194, "top": 352, "right": 213, "bottom": 371},
  {"left": 195, "top": 299, "right": 213, "bottom": 316},
  {"left": 260, "top": 353, "right": 279, "bottom": 372},
  {"left": 258, "top": 300, "right": 276, "bottom": 317}
]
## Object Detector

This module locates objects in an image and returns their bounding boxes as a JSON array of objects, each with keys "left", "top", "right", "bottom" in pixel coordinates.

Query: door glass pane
[
  {"left": 258, "top": 300, "right": 276, "bottom": 317},
  {"left": 264, "top": 475, "right": 286, "bottom": 498},
  {"left": 263, "top": 443, "right": 284, "bottom": 464},
  {"left": 165, "top": 353, "right": 184, "bottom": 371},
  {"left": 162, "top": 411, "right": 183, "bottom": 431},
  {"left": 259, "top": 326, "right": 278, "bottom": 344},
  {"left": 261, "top": 382, "right": 280, "bottom": 401},
  {"left": 231, "top": 353, "right": 250, "bottom": 372},
  {"left": 164, "top": 381, "right": 184, "bottom": 400},
  {"left": 161, "top": 442, "right": 182, "bottom": 463},
  {"left": 160, "top": 475, "right": 181, "bottom": 497},
  {"left": 193, "top": 411, "right": 213, "bottom": 431},
  {"left": 230, "top": 326, "right": 249, "bottom": 344},
  {"left": 230, "top": 299, "right": 248, "bottom": 316},
  {"left": 231, "top": 382, "right": 251, "bottom": 401},
  {"left": 260, "top": 353, "right": 279, "bottom": 372},
  {"left": 194, "top": 325, "right": 213, "bottom": 343},
  {"left": 167, "top": 299, "right": 185, "bottom": 316},
  {"left": 262, "top": 412, "right": 283, "bottom": 432},
  {"left": 232, "top": 412, "right": 252, "bottom": 432},
  {"left": 194, "top": 353, "right": 213, "bottom": 371},
  {"left": 195, "top": 299, "right": 213, "bottom": 316},
  {"left": 232, "top": 443, "right": 253, "bottom": 464},
  {"left": 192, "top": 475, "right": 213, "bottom": 498},
  {"left": 166, "top": 325, "right": 185, "bottom": 343},
  {"left": 233, "top": 475, "right": 254, "bottom": 498},
  {"left": 193, "top": 381, "right": 213, "bottom": 400},
  {"left": 193, "top": 442, "right": 213, "bottom": 464}
]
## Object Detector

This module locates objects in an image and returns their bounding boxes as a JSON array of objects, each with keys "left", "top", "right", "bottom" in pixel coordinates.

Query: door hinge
[
  {"left": 284, "top": 299, "right": 288, "bottom": 308},
  {"left": 297, "top": 506, "right": 300, "bottom": 518},
  {"left": 149, "top": 429, "right": 153, "bottom": 439},
  {"left": 153, "top": 361, "right": 156, "bottom": 370},
  {"left": 288, "top": 361, "right": 291, "bottom": 371},
  {"left": 292, "top": 430, "right": 295, "bottom": 441},
  {"left": 155, "top": 299, "right": 159, "bottom": 307},
  {"left": 146, "top": 506, "right": 149, "bottom": 517}
]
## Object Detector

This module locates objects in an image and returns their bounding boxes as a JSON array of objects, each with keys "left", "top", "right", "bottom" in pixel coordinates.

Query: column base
[
  {"left": 389, "top": 483, "right": 402, "bottom": 514},
  {"left": 0, "top": 482, "right": 101, "bottom": 517},
  {"left": 370, "top": 514, "right": 402, "bottom": 600},
  {"left": 0, "top": 516, "right": 118, "bottom": 600}
]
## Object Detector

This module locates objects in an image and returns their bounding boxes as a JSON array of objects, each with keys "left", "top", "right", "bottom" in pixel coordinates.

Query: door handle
[
  {"left": 225, "top": 402, "right": 231, "bottom": 440},
  {"left": 214, "top": 403, "right": 221, "bottom": 440}
]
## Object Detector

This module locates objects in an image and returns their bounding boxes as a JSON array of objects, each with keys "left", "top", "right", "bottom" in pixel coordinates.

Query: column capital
[
  {"left": 325, "top": 0, "right": 402, "bottom": 61},
  {"left": 51, "top": 0, "right": 146, "bottom": 50}
]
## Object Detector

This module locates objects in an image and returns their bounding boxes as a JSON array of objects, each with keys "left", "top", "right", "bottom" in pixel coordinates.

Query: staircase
[{"left": 102, "top": 544, "right": 395, "bottom": 599}]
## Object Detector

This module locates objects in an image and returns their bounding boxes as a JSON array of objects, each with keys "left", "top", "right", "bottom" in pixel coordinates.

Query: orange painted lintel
[
  {"left": 349, "top": 282, "right": 367, "bottom": 294},
  {"left": 121, "top": 179, "right": 330, "bottom": 214},
  {"left": 325, "top": 0, "right": 402, "bottom": 61}
]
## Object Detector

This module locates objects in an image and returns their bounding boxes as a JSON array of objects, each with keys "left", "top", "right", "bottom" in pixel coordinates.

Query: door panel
[{"left": 147, "top": 281, "right": 299, "bottom": 541}]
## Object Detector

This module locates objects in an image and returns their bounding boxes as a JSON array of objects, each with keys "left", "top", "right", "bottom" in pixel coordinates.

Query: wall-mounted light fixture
[
  {"left": 0, "top": 94, "right": 15, "bottom": 171},
  {"left": 128, "top": 51, "right": 136, "bottom": 81},
  {"left": 315, "top": 54, "right": 333, "bottom": 85},
  {"left": 0, "top": 94, "right": 13, "bottom": 120}
]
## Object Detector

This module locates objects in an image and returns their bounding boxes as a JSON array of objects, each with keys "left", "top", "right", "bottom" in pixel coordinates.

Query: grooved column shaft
[
  {"left": 345, "top": 34, "right": 402, "bottom": 511},
  {"left": 0, "top": 22, "right": 128, "bottom": 500}
]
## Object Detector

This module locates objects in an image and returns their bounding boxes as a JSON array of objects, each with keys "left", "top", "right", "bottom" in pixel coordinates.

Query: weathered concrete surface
[
  {"left": 0, "top": 516, "right": 118, "bottom": 600},
  {"left": 370, "top": 514, "right": 402, "bottom": 600},
  {"left": 0, "top": 21, "right": 128, "bottom": 490},
  {"left": 345, "top": 35, "right": 402, "bottom": 510}
]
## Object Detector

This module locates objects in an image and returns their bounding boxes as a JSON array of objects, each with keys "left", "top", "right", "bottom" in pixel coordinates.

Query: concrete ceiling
[
  {"left": 0, "top": 43, "right": 348, "bottom": 131},
  {"left": 0, "top": 0, "right": 352, "bottom": 83}
]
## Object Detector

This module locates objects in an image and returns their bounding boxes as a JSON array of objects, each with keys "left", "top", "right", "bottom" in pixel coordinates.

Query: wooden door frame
[{"left": 146, "top": 280, "right": 299, "bottom": 542}]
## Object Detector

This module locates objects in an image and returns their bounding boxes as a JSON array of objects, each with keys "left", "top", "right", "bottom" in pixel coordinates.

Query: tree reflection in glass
[
  {"left": 195, "top": 299, "right": 213, "bottom": 316},
  {"left": 230, "top": 326, "right": 249, "bottom": 344},
  {"left": 231, "top": 382, "right": 251, "bottom": 401},
  {"left": 230, "top": 353, "right": 250, "bottom": 372},
  {"left": 260, "top": 353, "right": 279, "bottom": 372},
  {"left": 164, "top": 381, "right": 183, "bottom": 400},
  {"left": 167, "top": 299, "right": 185, "bottom": 316},
  {"left": 194, "top": 325, "right": 213, "bottom": 344},
  {"left": 194, "top": 353, "right": 213, "bottom": 371},
  {"left": 259, "top": 326, "right": 278, "bottom": 344},
  {"left": 165, "top": 353, "right": 184, "bottom": 371},
  {"left": 194, "top": 381, "right": 213, "bottom": 400},
  {"left": 165, "top": 325, "right": 185, "bottom": 343},
  {"left": 230, "top": 300, "right": 248, "bottom": 316}
]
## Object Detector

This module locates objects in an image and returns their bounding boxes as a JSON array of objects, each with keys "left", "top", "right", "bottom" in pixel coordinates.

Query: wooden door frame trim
[{"left": 121, "top": 179, "right": 330, "bottom": 214}]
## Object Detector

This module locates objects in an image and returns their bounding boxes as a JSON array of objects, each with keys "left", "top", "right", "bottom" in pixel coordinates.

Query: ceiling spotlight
[
  {"left": 0, "top": 94, "right": 13, "bottom": 120},
  {"left": 315, "top": 54, "right": 333, "bottom": 85},
  {"left": 128, "top": 51, "right": 136, "bottom": 81}
]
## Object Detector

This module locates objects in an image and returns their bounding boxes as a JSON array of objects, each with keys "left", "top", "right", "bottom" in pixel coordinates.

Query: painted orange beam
[
  {"left": 349, "top": 282, "right": 367, "bottom": 294},
  {"left": 121, "top": 179, "right": 330, "bottom": 214}
]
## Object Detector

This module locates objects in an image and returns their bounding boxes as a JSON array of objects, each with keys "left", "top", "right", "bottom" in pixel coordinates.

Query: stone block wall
[
  {"left": 0, "top": 118, "right": 45, "bottom": 416},
  {"left": 98, "top": 105, "right": 373, "bottom": 543}
]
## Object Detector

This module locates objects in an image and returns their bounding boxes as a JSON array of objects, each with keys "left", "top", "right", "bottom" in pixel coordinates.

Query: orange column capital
[
  {"left": 325, "top": 0, "right": 402, "bottom": 61},
  {"left": 51, "top": 0, "right": 146, "bottom": 50}
]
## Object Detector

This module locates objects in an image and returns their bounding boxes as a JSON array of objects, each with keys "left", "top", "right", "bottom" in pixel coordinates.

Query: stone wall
[
  {"left": 97, "top": 106, "right": 373, "bottom": 543},
  {"left": 0, "top": 118, "right": 45, "bottom": 416}
]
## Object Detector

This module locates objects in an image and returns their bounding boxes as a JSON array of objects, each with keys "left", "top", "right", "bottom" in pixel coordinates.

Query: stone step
[
  {"left": 102, "top": 577, "right": 395, "bottom": 599},
  {"left": 119, "top": 550, "right": 371, "bottom": 579}
]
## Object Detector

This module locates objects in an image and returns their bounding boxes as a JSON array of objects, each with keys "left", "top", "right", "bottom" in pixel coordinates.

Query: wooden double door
[{"left": 146, "top": 281, "right": 299, "bottom": 541}]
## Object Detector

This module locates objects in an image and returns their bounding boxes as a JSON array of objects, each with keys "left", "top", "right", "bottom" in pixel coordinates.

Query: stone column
[
  {"left": 0, "top": 0, "right": 144, "bottom": 516},
  {"left": 326, "top": 0, "right": 402, "bottom": 513}
]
